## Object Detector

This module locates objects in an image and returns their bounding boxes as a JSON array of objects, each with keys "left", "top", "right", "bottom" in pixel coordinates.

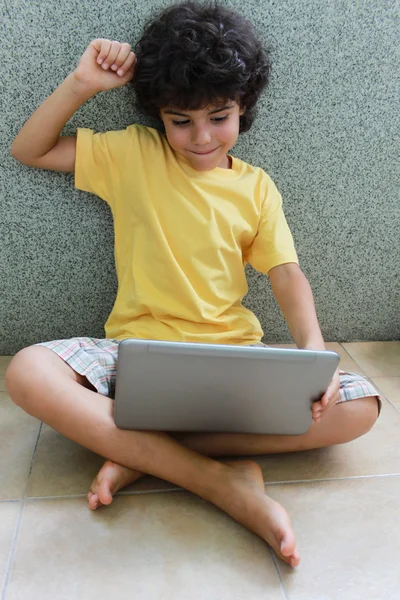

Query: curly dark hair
[{"left": 133, "top": 1, "right": 271, "bottom": 133}]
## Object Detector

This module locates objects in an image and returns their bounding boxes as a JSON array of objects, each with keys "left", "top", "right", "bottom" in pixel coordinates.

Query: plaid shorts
[{"left": 35, "top": 336, "right": 382, "bottom": 414}]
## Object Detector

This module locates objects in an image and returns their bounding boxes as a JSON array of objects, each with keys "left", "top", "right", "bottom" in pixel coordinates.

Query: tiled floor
[{"left": 1, "top": 342, "right": 399, "bottom": 599}]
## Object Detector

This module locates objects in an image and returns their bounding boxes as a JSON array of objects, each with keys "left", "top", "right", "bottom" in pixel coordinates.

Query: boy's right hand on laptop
[{"left": 73, "top": 39, "right": 136, "bottom": 96}]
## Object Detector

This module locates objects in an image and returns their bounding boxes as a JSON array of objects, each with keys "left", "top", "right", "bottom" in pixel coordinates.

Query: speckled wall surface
[{"left": 1, "top": 0, "right": 399, "bottom": 354}]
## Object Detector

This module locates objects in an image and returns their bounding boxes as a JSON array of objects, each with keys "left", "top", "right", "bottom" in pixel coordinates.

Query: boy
[{"left": 6, "top": 1, "right": 380, "bottom": 568}]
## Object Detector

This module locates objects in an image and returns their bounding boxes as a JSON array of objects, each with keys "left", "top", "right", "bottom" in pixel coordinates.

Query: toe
[
  {"left": 280, "top": 535, "right": 295, "bottom": 556},
  {"left": 88, "top": 492, "right": 101, "bottom": 511},
  {"left": 272, "top": 523, "right": 300, "bottom": 567},
  {"left": 279, "top": 538, "right": 300, "bottom": 567},
  {"left": 97, "top": 481, "right": 113, "bottom": 506},
  {"left": 288, "top": 552, "right": 301, "bottom": 567},
  {"left": 286, "top": 547, "right": 301, "bottom": 567}
]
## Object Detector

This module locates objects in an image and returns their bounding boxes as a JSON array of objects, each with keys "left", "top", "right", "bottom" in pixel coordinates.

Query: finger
[
  {"left": 321, "top": 392, "right": 339, "bottom": 414},
  {"left": 322, "top": 378, "right": 336, "bottom": 404},
  {"left": 111, "top": 43, "right": 132, "bottom": 70},
  {"left": 95, "top": 39, "right": 112, "bottom": 65},
  {"left": 313, "top": 400, "right": 322, "bottom": 412},
  {"left": 102, "top": 41, "right": 122, "bottom": 70},
  {"left": 323, "top": 375, "right": 340, "bottom": 406},
  {"left": 327, "top": 388, "right": 340, "bottom": 407},
  {"left": 117, "top": 51, "right": 136, "bottom": 76},
  {"left": 321, "top": 393, "right": 330, "bottom": 407}
]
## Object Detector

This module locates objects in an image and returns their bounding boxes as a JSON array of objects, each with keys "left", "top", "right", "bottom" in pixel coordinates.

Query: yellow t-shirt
[{"left": 75, "top": 124, "right": 298, "bottom": 344}]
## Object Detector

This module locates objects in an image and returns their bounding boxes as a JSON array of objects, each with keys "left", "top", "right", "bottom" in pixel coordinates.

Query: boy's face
[{"left": 160, "top": 101, "right": 244, "bottom": 171}]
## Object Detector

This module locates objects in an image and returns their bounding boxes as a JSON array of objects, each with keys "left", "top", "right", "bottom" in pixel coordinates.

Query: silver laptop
[{"left": 114, "top": 339, "right": 340, "bottom": 435}]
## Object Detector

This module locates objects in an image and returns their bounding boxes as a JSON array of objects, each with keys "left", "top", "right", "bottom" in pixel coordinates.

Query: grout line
[
  {"left": 264, "top": 472, "right": 400, "bottom": 486},
  {"left": 1, "top": 503, "right": 24, "bottom": 600},
  {"left": 338, "top": 343, "right": 400, "bottom": 390},
  {"left": 368, "top": 378, "right": 400, "bottom": 416},
  {"left": 0, "top": 499, "right": 21, "bottom": 504},
  {"left": 22, "top": 472, "right": 400, "bottom": 503},
  {"left": 24, "top": 487, "right": 185, "bottom": 502},
  {"left": 117, "top": 486, "right": 183, "bottom": 496},
  {"left": 113, "top": 472, "right": 400, "bottom": 491},
  {"left": 338, "top": 343, "right": 399, "bottom": 414},
  {"left": 337, "top": 343, "right": 368, "bottom": 377},
  {"left": 383, "top": 398, "right": 400, "bottom": 416},
  {"left": 336, "top": 343, "right": 398, "bottom": 418},
  {"left": 25, "top": 493, "right": 90, "bottom": 502},
  {"left": 0, "top": 422, "right": 43, "bottom": 600},
  {"left": 268, "top": 546, "right": 290, "bottom": 600},
  {"left": 24, "top": 422, "right": 43, "bottom": 492}
]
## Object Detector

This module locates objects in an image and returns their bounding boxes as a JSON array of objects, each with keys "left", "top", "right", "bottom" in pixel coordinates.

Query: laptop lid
[{"left": 114, "top": 339, "right": 340, "bottom": 435}]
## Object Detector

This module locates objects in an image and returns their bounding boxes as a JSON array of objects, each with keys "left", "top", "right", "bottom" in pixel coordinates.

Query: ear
[{"left": 239, "top": 106, "right": 246, "bottom": 116}]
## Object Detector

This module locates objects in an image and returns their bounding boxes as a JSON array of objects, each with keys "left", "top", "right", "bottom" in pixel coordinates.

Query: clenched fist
[{"left": 73, "top": 39, "right": 136, "bottom": 96}]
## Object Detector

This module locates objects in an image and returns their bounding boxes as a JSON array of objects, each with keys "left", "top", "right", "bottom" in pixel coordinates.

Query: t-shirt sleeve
[
  {"left": 245, "top": 174, "right": 299, "bottom": 275},
  {"left": 74, "top": 127, "right": 131, "bottom": 207}
]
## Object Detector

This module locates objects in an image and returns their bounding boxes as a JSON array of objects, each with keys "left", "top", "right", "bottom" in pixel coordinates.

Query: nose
[{"left": 191, "top": 124, "right": 212, "bottom": 146}]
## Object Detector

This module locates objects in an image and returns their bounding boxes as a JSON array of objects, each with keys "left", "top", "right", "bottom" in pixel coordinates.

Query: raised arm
[{"left": 10, "top": 39, "right": 136, "bottom": 172}]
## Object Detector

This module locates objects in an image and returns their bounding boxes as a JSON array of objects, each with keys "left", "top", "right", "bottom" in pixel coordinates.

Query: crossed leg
[
  {"left": 5, "top": 346, "right": 379, "bottom": 568},
  {"left": 89, "top": 395, "right": 378, "bottom": 507}
]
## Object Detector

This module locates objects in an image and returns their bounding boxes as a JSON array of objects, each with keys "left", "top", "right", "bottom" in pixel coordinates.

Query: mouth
[{"left": 190, "top": 148, "right": 218, "bottom": 156}]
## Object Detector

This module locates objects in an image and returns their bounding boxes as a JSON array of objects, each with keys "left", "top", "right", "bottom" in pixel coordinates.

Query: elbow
[
  {"left": 10, "top": 142, "right": 26, "bottom": 164},
  {"left": 10, "top": 143, "right": 36, "bottom": 167},
  {"left": 10, "top": 142, "right": 19, "bottom": 160}
]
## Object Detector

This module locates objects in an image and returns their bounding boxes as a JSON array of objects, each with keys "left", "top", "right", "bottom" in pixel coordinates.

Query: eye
[
  {"left": 212, "top": 115, "right": 228, "bottom": 123},
  {"left": 172, "top": 120, "right": 190, "bottom": 126}
]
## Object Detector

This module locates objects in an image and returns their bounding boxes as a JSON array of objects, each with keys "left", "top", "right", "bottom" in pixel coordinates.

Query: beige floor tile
[
  {"left": 0, "top": 393, "right": 41, "bottom": 500},
  {"left": 26, "top": 425, "right": 105, "bottom": 498},
  {"left": 0, "top": 503, "right": 20, "bottom": 593},
  {"left": 0, "top": 356, "right": 13, "bottom": 392},
  {"left": 26, "top": 425, "right": 215, "bottom": 498},
  {"left": 270, "top": 476, "right": 400, "bottom": 599},
  {"left": 326, "top": 342, "right": 366, "bottom": 373},
  {"left": 6, "top": 494, "right": 285, "bottom": 600},
  {"left": 370, "top": 377, "right": 400, "bottom": 411},
  {"left": 342, "top": 341, "right": 400, "bottom": 376}
]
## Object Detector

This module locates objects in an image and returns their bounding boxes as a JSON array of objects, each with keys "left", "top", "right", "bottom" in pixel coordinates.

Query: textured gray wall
[{"left": 1, "top": 0, "right": 399, "bottom": 354}]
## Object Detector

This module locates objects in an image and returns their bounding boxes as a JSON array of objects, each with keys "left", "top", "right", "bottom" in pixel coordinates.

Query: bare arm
[
  {"left": 10, "top": 39, "right": 136, "bottom": 172},
  {"left": 10, "top": 74, "right": 89, "bottom": 172},
  {"left": 269, "top": 262, "right": 341, "bottom": 422},
  {"left": 268, "top": 262, "right": 326, "bottom": 350}
]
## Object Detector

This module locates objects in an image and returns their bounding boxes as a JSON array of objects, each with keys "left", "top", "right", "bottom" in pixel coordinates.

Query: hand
[
  {"left": 73, "top": 39, "right": 137, "bottom": 96},
  {"left": 312, "top": 368, "right": 340, "bottom": 423}
]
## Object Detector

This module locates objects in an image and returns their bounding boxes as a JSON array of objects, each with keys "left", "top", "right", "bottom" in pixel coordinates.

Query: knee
[
  {"left": 5, "top": 346, "right": 45, "bottom": 407},
  {"left": 345, "top": 396, "right": 380, "bottom": 441},
  {"left": 360, "top": 396, "right": 380, "bottom": 433}
]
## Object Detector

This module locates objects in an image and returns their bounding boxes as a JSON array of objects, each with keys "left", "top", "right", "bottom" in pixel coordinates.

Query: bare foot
[
  {"left": 216, "top": 460, "right": 300, "bottom": 567},
  {"left": 88, "top": 460, "right": 144, "bottom": 510},
  {"left": 88, "top": 459, "right": 300, "bottom": 566}
]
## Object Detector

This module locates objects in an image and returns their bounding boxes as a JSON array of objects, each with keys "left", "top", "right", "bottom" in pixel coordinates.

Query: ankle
[{"left": 197, "top": 461, "right": 233, "bottom": 503}]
